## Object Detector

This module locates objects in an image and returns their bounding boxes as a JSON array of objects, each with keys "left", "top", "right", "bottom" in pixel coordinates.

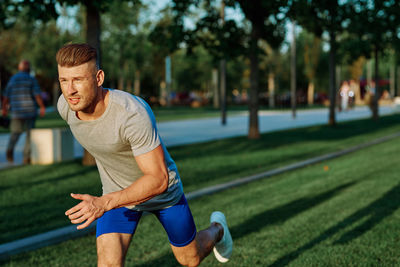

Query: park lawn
[
  {"left": 1, "top": 114, "right": 400, "bottom": 244},
  {"left": 3, "top": 129, "right": 400, "bottom": 266}
]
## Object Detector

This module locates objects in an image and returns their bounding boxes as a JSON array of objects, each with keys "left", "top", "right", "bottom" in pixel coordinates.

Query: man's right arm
[
  {"left": 2, "top": 80, "right": 11, "bottom": 117},
  {"left": 35, "top": 95, "right": 46, "bottom": 117},
  {"left": 2, "top": 97, "right": 9, "bottom": 117}
]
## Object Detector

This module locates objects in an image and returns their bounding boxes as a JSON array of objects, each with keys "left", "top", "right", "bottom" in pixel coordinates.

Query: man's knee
[
  {"left": 172, "top": 239, "right": 203, "bottom": 267},
  {"left": 97, "top": 243, "right": 125, "bottom": 267},
  {"left": 97, "top": 256, "right": 124, "bottom": 267},
  {"left": 175, "top": 253, "right": 201, "bottom": 267}
]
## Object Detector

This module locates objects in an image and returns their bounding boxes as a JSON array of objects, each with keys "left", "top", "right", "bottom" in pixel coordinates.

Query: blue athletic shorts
[{"left": 96, "top": 194, "right": 197, "bottom": 247}]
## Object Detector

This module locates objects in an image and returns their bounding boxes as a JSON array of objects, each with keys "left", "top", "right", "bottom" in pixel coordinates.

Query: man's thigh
[
  {"left": 96, "top": 207, "right": 143, "bottom": 266},
  {"left": 153, "top": 195, "right": 199, "bottom": 266},
  {"left": 10, "top": 119, "right": 23, "bottom": 133},
  {"left": 97, "top": 233, "right": 132, "bottom": 266},
  {"left": 153, "top": 194, "right": 197, "bottom": 248}
]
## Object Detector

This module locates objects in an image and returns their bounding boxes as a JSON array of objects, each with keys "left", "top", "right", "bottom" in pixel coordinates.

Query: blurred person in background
[
  {"left": 2, "top": 60, "right": 45, "bottom": 164},
  {"left": 339, "top": 80, "right": 350, "bottom": 111}
]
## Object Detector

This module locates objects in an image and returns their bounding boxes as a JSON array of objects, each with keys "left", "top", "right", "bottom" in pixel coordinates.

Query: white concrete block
[{"left": 31, "top": 128, "right": 74, "bottom": 165}]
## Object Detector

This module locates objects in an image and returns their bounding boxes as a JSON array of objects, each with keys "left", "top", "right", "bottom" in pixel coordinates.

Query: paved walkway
[{"left": 0, "top": 105, "right": 399, "bottom": 169}]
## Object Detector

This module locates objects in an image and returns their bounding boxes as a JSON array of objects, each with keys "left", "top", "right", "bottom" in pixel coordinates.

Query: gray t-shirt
[{"left": 57, "top": 89, "right": 183, "bottom": 211}]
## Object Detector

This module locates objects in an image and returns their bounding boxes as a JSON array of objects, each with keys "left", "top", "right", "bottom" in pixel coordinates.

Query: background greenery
[{"left": 1, "top": 1, "right": 398, "bottom": 108}]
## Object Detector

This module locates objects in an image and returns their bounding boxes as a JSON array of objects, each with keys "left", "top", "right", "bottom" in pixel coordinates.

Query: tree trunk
[
  {"left": 220, "top": 59, "right": 227, "bottom": 125},
  {"left": 367, "top": 60, "right": 372, "bottom": 86},
  {"left": 397, "top": 66, "right": 400, "bottom": 97},
  {"left": 118, "top": 75, "right": 124, "bottom": 91},
  {"left": 165, "top": 55, "right": 172, "bottom": 107},
  {"left": 268, "top": 72, "right": 275, "bottom": 108},
  {"left": 85, "top": 1, "right": 101, "bottom": 66},
  {"left": 328, "top": 30, "right": 337, "bottom": 126},
  {"left": 82, "top": 2, "right": 101, "bottom": 166},
  {"left": 353, "top": 81, "right": 362, "bottom": 105},
  {"left": 212, "top": 68, "right": 219, "bottom": 108},
  {"left": 126, "top": 79, "right": 132, "bottom": 94},
  {"left": 248, "top": 26, "right": 260, "bottom": 139},
  {"left": 219, "top": 2, "right": 226, "bottom": 125},
  {"left": 372, "top": 46, "right": 379, "bottom": 120},
  {"left": 307, "top": 82, "right": 314, "bottom": 105},
  {"left": 290, "top": 20, "right": 296, "bottom": 118},
  {"left": 52, "top": 80, "right": 60, "bottom": 109},
  {"left": 134, "top": 70, "right": 141, "bottom": 96},
  {"left": 390, "top": 62, "right": 395, "bottom": 98}
]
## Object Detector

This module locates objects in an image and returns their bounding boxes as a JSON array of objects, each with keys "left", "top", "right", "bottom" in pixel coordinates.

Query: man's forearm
[
  {"left": 101, "top": 173, "right": 168, "bottom": 210},
  {"left": 35, "top": 95, "right": 46, "bottom": 117},
  {"left": 35, "top": 95, "right": 45, "bottom": 108}
]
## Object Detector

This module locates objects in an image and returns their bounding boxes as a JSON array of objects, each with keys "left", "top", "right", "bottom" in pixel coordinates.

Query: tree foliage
[
  {"left": 346, "top": 0, "right": 400, "bottom": 119},
  {"left": 290, "top": 0, "right": 351, "bottom": 125}
]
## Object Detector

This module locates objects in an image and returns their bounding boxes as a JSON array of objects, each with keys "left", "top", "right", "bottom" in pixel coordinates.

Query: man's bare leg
[
  {"left": 97, "top": 233, "right": 132, "bottom": 267},
  {"left": 170, "top": 222, "right": 223, "bottom": 267}
]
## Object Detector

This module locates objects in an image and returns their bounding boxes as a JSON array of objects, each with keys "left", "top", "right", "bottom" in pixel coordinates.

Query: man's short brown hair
[{"left": 56, "top": 43, "right": 99, "bottom": 69}]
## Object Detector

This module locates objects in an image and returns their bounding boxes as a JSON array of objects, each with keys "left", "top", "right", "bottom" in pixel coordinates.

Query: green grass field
[
  {"left": 1, "top": 114, "right": 400, "bottom": 245},
  {"left": 3, "top": 122, "right": 400, "bottom": 266}
]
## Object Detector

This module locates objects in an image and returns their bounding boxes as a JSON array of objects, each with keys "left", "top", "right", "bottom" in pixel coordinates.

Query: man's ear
[{"left": 96, "top": 69, "right": 104, "bottom": 87}]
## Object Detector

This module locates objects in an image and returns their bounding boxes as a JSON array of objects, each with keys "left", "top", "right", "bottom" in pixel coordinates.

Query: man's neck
[{"left": 76, "top": 87, "right": 109, "bottom": 121}]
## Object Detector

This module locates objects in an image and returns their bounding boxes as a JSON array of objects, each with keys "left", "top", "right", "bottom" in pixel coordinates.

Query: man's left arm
[{"left": 65, "top": 145, "right": 169, "bottom": 229}]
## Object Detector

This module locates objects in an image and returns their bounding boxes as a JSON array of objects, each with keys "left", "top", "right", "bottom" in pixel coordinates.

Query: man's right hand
[{"left": 39, "top": 106, "right": 45, "bottom": 117}]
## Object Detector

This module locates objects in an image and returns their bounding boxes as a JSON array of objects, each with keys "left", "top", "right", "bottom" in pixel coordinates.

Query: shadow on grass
[
  {"left": 0, "top": 160, "right": 97, "bottom": 192},
  {"left": 230, "top": 182, "right": 356, "bottom": 240},
  {"left": 0, "top": 161, "right": 100, "bottom": 243},
  {"left": 179, "top": 149, "right": 334, "bottom": 190},
  {"left": 269, "top": 182, "right": 400, "bottom": 267},
  {"left": 0, "top": 179, "right": 102, "bottom": 243},
  {"left": 134, "top": 182, "right": 356, "bottom": 266}
]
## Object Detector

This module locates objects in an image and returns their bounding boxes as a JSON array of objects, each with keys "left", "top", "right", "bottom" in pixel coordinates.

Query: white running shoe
[{"left": 210, "top": 211, "right": 233, "bottom": 263}]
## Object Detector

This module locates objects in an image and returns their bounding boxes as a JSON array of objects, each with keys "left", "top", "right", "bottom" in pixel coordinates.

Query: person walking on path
[
  {"left": 56, "top": 43, "right": 233, "bottom": 267},
  {"left": 2, "top": 60, "right": 45, "bottom": 164},
  {"left": 339, "top": 80, "right": 350, "bottom": 112}
]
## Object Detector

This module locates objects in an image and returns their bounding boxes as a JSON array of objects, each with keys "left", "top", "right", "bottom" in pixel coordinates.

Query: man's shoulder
[
  {"left": 110, "top": 89, "right": 147, "bottom": 113},
  {"left": 109, "top": 90, "right": 155, "bottom": 128}
]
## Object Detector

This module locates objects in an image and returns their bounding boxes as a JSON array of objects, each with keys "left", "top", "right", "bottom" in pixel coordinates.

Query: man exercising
[{"left": 56, "top": 43, "right": 233, "bottom": 266}]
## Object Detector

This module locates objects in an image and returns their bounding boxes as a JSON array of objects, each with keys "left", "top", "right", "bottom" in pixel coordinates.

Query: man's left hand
[{"left": 65, "top": 193, "right": 107, "bottom": 230}]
